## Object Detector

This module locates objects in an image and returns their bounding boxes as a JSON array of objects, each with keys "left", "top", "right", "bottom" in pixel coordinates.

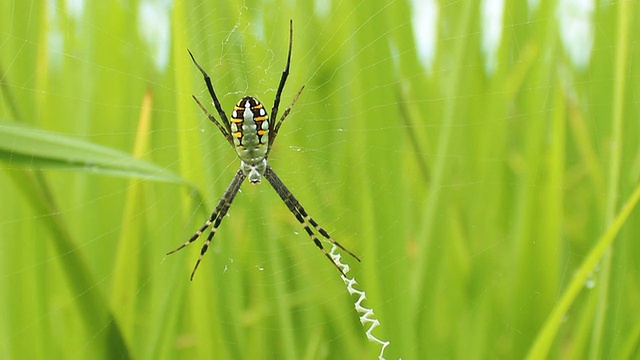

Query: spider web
[{"left": 1, "top": 0, "right": 638, "bottom": 359}]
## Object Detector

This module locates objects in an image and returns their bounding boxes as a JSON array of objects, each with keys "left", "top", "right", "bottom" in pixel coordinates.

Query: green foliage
[
  {"left": 0, "top": 122, "right": 186, "bottom": 183},
  {"left": 1, "top": 0, "right": 639, "bottom": 359}
]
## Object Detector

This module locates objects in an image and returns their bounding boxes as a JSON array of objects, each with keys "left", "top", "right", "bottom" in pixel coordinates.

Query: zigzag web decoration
[{"left": 329, "top": 245, "right": 395, "bottom": 360}]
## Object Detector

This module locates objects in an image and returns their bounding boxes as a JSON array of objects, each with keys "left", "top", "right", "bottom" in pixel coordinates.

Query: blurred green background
[{"left": 1, "top": 0, "right": 639, "bottom": 359}]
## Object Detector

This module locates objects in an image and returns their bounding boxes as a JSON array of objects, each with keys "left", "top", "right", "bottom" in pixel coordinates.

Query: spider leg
[
  {"left": 188, "top": 49, "right": 233, "bottom": 136},
  {"left": 266, "top": 20, "right": 305, "bottom": 152},
  {"left": 264, "top": 165, "right": 360, "bottom": 277},
  {"left": 192, "top": 95, "right": 234, "bottom": 146},
  {"left": 167, "top": 169, "right": 246, "bottom": 280},
  {"left": 270, "top": 19, "right": 293, "bottom": 135},
  {"left": 268, "top": 85, "right": 305, "bottom": 153}
]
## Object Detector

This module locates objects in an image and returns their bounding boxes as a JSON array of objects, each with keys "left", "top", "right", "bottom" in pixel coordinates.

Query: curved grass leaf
[{"left": 0, "top": 121, "right": 186, "bottom": 184}]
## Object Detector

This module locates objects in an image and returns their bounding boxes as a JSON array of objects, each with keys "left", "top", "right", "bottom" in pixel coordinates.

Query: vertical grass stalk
[{"left": 591, "top": 1, "right": 631, "bottom": 358}]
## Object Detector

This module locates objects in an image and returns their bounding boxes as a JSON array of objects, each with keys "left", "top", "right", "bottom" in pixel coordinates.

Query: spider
[{"left": 168, "top": 20, "right": 361, "bottom": 280}]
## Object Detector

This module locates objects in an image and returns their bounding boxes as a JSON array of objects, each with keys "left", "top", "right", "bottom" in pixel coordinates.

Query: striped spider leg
[
  {"left": 167, "top": 20, "right": 360, "bottom": 280},
  {"left": 166, "top": 169, "right": 245, "bottom": 280},
  {"left": 263, "top": 165, "right": 361, "bottom": 275}
]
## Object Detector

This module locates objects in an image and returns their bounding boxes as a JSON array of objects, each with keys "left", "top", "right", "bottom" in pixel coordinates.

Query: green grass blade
[
  {"left": 5, "top": 168, "right": 132, "bottom": 359},
  {"left": 591, "top": 0, "right": 632, "bottom": 357},
  {"left": 526, "top": 181, "right": 640, "bottom": 359},
  {"left": 0, "top": 122, "right": 185, "bottom": 184}
]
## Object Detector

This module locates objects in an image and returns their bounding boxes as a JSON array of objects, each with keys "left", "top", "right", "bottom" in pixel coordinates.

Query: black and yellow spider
[{"left": 168, "top": 20, "right": 360, "bottom": 280}]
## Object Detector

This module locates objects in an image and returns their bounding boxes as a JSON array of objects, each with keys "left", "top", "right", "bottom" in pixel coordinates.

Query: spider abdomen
[{"left": 231, "top": 96, "right": 269, "bottom": 165}]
